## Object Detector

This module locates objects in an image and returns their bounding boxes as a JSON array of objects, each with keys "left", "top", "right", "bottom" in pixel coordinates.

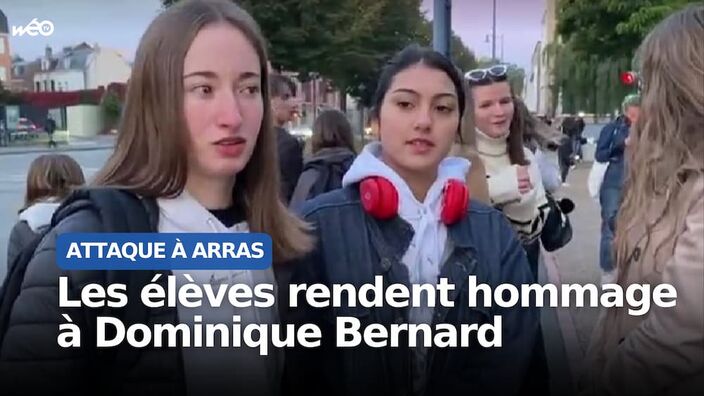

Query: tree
[
  {"left": 163, "top": 0, "right": 425, "bottom": 107},
  {"left": 0, "top": 81, "right": 21, "bottom": 105},
  {"left": 416, "top": 19, "right": 477, "bottom": 72},
  {"left": 101, "top": 91, "right": 122, "bottom": 132},
  {"left": 557, "top": 0, "right": 698, "bottom": 62},
  {"left": 551, "top": 0, "right": 693, "bottom": 115}
]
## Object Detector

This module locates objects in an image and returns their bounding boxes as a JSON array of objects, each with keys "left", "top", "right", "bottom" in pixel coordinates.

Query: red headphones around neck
[{"left": 359, "top": 176, "right": 469, "bottom": 225}]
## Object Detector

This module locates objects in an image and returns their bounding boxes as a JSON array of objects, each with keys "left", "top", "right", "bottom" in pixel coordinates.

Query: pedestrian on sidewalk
[
  {"left": 6, "top": 154, "right": 85, "bottom": 270},
  {"left": 289, "top": 108, "right": 356, "bottom": 210},
  {"left": 44, "top": 114, "right": 57, "bottom": 148},
  {"left": 270, "top": 73, "right": 303, "bottom": 204},
  {"left": 0, "top": 1, "right": 313, "bottom": 395},
  {"left": 594, "top": 94, "right": 640, "bottom": 280},
  {"left": 581, "top": 5, "right": 704, "bottom": 396},
  {"left": 465, "top": 64, "right": 550, "bottom": 280},
  {"left": 466, "top": 65, "right": 552, "bottom": 396}
]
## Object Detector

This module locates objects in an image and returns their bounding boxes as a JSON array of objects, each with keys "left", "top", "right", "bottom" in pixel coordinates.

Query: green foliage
[
  {"left": 551, "top": 0, "right": 695, "bottom": 115},
  {"left": 163, "top": 0, "right": 478, "bottom": 106},
  {"left": 0, "top": 82, "right": 22, "bottom": 105},
  {"left": 101, "top": 91, "right": 122, "bottom": 128},
  {"left": 416, "top": 19, "right": 478, "bottom": 72},
  {"left": 557, "top": 0, "right": 698, "bottom": 62}
]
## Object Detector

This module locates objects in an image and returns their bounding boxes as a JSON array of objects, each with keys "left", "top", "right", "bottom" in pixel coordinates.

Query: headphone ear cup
[
  {"left": 360, "top": 177, "right": 398, "bottom": 220},
  {"left": 441, "top": 179, "right": 470, "bottom": 225}
]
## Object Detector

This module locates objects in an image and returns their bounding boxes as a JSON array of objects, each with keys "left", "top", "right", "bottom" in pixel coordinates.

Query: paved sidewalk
[
  {"left": 542, "top": 162, "right": 603, "bottom": 389},
  {"left": 0, "top": 134, "right": 115, "bottom": 156}
]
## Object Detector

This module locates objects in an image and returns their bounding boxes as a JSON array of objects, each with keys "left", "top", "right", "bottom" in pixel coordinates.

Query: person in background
[
  {"left": 582, "top": 5, "right": 703, "bottom": 395},
  {"left": 6, "top": 154, "right": 85, "bottom": 270},
  {"left": 465, "top": 64, "right": 550, "bottom": 280},
  {"left": 270, "top": 73, "right": 303, "bottom": 203},
  {"left": 45, "top": 114, "right": 57, "bottom": 148},
  {"left": 594, "top": 94, "right": 640, "bottom": 281},
  {"left": 557, "top": 116, "right": 576, "bottom": 185},
  {"left": 289, "top": 109, "right": 356, "bottom": 209}
]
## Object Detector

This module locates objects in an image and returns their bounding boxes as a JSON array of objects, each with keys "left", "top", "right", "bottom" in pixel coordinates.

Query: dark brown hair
[
  {"left": 92, "top": 0, "right": 312, "bottom": 263},
  {"left": 512, "top": 96, "right": 563, "bottom": 154},
  {"left": 269, "top": 73, "right": 297, "bottom": 98},
  {"left": 310, "top": 109, "right": 356, "bottom": 154},
  {"left": 23, "top": 154, "right": 85, "bottom": 211}
]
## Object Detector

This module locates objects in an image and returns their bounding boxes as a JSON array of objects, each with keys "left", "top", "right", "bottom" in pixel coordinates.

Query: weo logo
[{"left": 11, "top": 18, "right": 55, "bottom": 37}]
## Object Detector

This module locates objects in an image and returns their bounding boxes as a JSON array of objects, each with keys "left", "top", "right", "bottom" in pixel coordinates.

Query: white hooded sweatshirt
[
  {"left": 157, "top": 191, "right": 281, "bottom": 396},
  {"left": 18, "top": 201, "right": 61, "bottom": 232},
  {"left": 342, "top": 142, "right": 470, "bottom": 325},
  {"left": 342, "top": 142, "right": 469, "bottom": 394}
]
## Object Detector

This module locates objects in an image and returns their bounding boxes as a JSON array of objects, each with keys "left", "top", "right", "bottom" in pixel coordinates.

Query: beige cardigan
[{"left": 581, "top": 174, "right": 704, "bottom": 396}]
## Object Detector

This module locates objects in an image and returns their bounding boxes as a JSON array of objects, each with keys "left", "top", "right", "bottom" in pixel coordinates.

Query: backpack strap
[
  {"left": 54, "top": 188, "right": 161, "bottom": 392},
  {"left": 289, "top": 168, "right": 320, "bottom": 211}
]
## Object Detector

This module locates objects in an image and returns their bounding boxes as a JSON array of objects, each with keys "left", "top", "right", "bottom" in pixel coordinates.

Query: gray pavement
[
  {"left": 0, "top": 148, "right": 112, "bottom": 281},
  {"left": 0, "top": 135, "right": 115, "bottom": 156}
]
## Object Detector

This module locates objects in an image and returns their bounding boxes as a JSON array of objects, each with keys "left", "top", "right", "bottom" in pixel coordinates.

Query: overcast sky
[{"left": 2, "top": 0, "right": 545, "bottom": 71}]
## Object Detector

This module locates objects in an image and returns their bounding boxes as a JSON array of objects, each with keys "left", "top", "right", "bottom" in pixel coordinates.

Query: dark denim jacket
[
  {"left": 279, "top": 185, "right": 540, "bottom": 396},
  {"left": 595, "top": 117, "right": 631, "bottom": 190}
]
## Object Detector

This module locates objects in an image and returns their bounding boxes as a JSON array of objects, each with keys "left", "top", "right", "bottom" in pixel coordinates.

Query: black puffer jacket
[{"left": 0, "top": 196, "right": 185, "bottom": 396}]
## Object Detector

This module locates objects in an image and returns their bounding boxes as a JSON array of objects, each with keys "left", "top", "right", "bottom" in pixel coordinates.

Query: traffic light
[{"left": 620, "top": 71, "right": 638, "bottom": 86}]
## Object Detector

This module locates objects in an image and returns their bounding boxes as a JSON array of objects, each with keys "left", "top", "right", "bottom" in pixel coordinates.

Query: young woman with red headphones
[{"left": 279, "top": 45, "right": 540, "bottom": 396}]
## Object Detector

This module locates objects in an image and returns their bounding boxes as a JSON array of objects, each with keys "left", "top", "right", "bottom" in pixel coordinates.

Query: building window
[
  {"left": 0, "top": 38, "right": 5, "bottom": 54},
  {"left": 51, "top": 80, "right": 56, "bottom": 91},
  {"left": 36, "top": 81, "right": 41, "bottom": 91},
  {"left": 44, "top": 80, "right": 48, "bottom": 91},
  {"left": 0, "top": 66, "right": 6, "bottom": 82},
  {"left": 64, "top": 81, "right": 69, "bottom": 91}
]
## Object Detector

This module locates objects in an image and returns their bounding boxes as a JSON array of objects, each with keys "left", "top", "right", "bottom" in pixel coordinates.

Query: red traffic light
[{"left": 620, "top": 71, "right": 637, "bottom": 86}]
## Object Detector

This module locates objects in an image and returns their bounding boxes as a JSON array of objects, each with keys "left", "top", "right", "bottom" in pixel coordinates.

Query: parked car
[{"left": 10, "top": 118, "right": 40, "bottom": 140}]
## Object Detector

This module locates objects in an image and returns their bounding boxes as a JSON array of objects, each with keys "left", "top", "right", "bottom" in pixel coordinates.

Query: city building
[
  {"left": 33, "top": 42, "right": 131, "bottom": 92},
  {"left": 0, "top": 9, "right": 11, "bottom": 85},
  {"left": 524, "top": 0, "right": 558, "bottom": 116}
]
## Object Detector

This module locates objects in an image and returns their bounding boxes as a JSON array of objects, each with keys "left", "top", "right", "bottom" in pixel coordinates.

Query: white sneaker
[
  {"left": 601, "top": 270, "right": 617, "bottom": 285},
  {"left": 562, "top": 182, "right": 570, "bottom": 187}
]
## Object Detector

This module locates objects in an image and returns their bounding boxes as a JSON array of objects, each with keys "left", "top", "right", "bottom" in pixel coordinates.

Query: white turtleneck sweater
[{"left": 475, "top": 128, "right": 549, "bottom": 243}]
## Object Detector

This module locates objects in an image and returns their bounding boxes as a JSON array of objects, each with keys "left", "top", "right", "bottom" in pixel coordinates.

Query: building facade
[
  {"left": 33, "top": 43, "right": 131, "bottom": 92},
  {"left": 0, "top": 9, "right": 11, "bottom": 85}
]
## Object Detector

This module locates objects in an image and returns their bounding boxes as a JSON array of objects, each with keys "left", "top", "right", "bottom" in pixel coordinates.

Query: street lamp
[{"left": 492, "top": 0, "right": 497, "bottom": 61}]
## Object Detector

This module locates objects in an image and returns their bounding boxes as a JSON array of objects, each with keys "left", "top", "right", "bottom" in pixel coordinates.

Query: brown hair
[
  {"left": 615, "top": 5, "right": 704, "bottom": 272},
  {"left": 92, "top": 0, "right": 312, "bottom": 263},
  {"left": 310, "top": 109, "right": 356, "bottom": 154},
  {"left": 23, "top": 154, "right": 85, "bottom": 211},
  {"left": 269, "top": 73, "right": 297, "bottom": 98},
  {"left": 513, "top": 97, "right": 563, "bottom": 153},
  {"left": 469, "top": 80, "right": 528, "bottom": 165}
]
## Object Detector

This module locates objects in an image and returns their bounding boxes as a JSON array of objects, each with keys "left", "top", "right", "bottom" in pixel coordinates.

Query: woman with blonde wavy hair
[{"left": 581, "top": 5, "right": 704, "bottom": 396}]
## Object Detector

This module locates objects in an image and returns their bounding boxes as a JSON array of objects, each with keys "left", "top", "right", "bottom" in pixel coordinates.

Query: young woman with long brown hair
[
  {"left": 6, "top": 154, "right": 85, "bottom": 270},
  {"left": 582, "top": 5, "right": 704, "bottom": 395},
  {"left": 0, "top": 1, "right": 311, "bottom": 395}
]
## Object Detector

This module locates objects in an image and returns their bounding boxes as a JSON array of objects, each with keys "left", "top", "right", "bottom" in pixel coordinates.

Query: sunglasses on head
[{"left": 464, "top": 64, "right": 509, "bottom": 84}]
